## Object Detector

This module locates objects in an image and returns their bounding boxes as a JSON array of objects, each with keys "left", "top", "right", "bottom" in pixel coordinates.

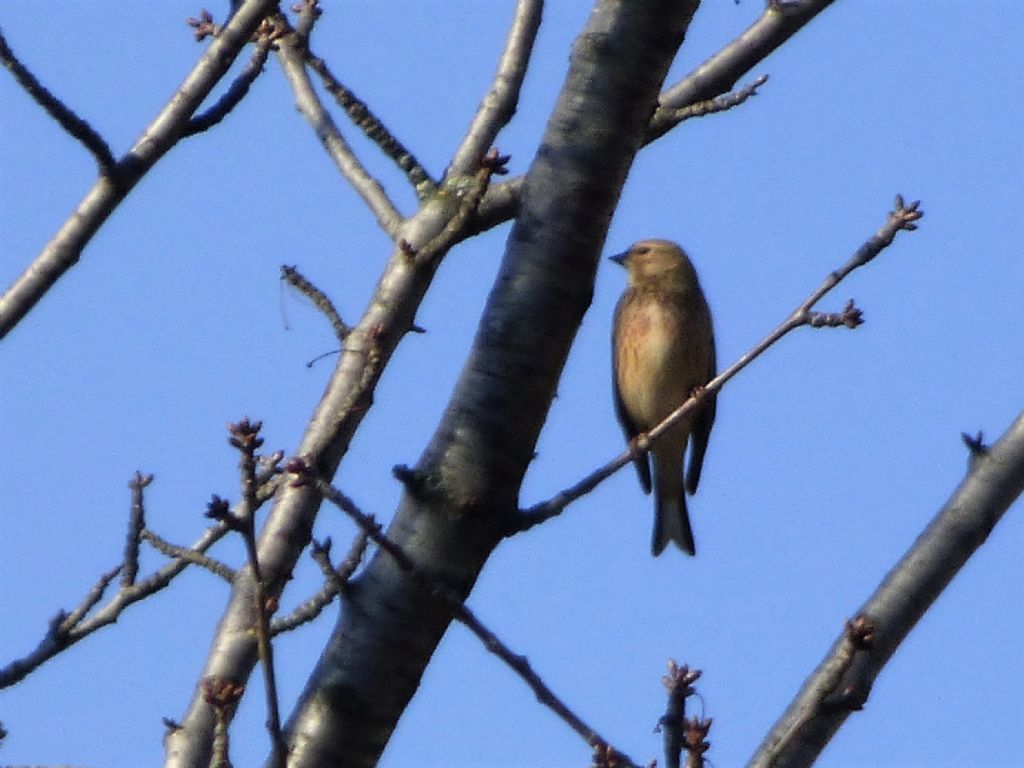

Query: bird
[{"left": 611, "top": 239, "right": 717, "bottom": 556}]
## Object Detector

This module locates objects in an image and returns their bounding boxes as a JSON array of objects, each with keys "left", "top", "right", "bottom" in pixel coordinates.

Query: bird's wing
[
  {"left": 685, "top": 328, "right": 717, "bottom": 495},
  {"left": 612, "top": 299, "right": 652, "bottom": 494}
]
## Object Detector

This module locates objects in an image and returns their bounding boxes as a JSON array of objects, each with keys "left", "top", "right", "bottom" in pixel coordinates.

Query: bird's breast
[{"left": 615, "top": 292, "right": 705, "bottom": 429}]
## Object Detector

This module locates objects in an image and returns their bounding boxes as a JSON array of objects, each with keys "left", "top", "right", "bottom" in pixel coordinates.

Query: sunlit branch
[
  {"left": 449, "top": 0, "right": 543, "bottom": 175},
  {"left": 275, "top": 29, "right": 403, "bottom": 237},
  {"left": 749, "top": 413, "right": 1024, "bottom": 768},
  {"left": 649, "top": 0, "right": 836, "bottom": 142},
  {"left": 0, "top": 0, "right": 281, "bottom": 339},
  {"left": 305, "top": 53, "right": 437, "bottom": 198}
]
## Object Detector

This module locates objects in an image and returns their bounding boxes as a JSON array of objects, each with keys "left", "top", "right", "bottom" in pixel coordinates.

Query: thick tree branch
[
  {"left": 0, "top": 0, "right": 280, "bottom": 339},
  {"left": 299, "top": 469, "right": 642, "bottom": 767},
  {"left": 750, "top": 411, "right": 1024, "bottom": 768},
  {"left": 276, "top": 4, "right": 701, "bottom": 767}
]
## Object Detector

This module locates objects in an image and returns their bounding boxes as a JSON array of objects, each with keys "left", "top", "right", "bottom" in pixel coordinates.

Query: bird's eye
[{"left": 633, "top": 246, "right": 650, "bottom": 255}]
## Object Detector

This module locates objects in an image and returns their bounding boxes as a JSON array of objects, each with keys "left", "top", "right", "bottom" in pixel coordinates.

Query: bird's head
[{"left": 610, "top": 239, "right": 699, "bottom": 290}]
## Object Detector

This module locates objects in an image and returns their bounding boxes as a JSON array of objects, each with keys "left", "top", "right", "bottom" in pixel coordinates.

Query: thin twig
[
  {"left": 660, "top": 661, "right": 700, "bottom": 768},
  {"left": 274, "top": 27, "right": 402, "bottom": 236},
  {"left": 0, "top": 28, "right": 117, "bottom": 174},
  {"left": 182, "top": 20, "right": 280, "bottom": 137},
  {"left": 270, "top": 574, "right": 336, "bottom": 634},
  {"left": 122, "top": 471, "right": 153, "bottom": 587},
  {"left": 1, "top": 509, "right": 230, "bottom": 689},
  {"left": 306, "top": 52, "right": 437, "bottom": 198},
  {"left": 60, "top": 566, "right": 122, "bottom": 632},
  {"left": 219, "top": 419, "right": 287, "bottom": 768},
  {"left": 514, "top": 196, "right": 922, "bottom": 532},
  {"left": 280, "top": 264, "right": 350, "bottom": 341},
  {"left": 657, "top": 74, "right": 768, "bottom": 127},
  {"left": 271, "top": 533, "right": 368, "bottom": 634},
  {"left": 203, "top": 677, "right": 245, "bottom": 768},
  {"left": 142, "top": 529, "right": 235, "bottom": 582},
  {"left": 292, "top": 466, "right": 641, "bottom": 767}
]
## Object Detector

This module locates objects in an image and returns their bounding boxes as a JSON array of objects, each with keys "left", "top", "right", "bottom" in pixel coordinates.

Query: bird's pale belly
[{"left": 617, "top": 307, "right": 695, "bottom": 429}]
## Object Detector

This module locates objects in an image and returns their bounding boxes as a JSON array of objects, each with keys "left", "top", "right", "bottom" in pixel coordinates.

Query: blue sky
[{"left": 2, "top": 2, "right": 1022, "bottom": 767}]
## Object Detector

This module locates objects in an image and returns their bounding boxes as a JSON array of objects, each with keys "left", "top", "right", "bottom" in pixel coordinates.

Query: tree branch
[
  {"left": 0, "top": 514, "right": 230, "bottom": 689},
  {"left": 471, "top": 0, "right": 837, "bottom": 239},
  {"left": 0, "top": 28, "right": 116, "bottom": 173},
  {"left": 164, "top": 96, "right": 510, "bottom": 768},
  {"left": 302, "top": 469, "right": 642, "bottom": 767},
  {"left": 648, "top": 0, "right": 836, "bottom": 142},
  {"left": 304, "top": 52, "right": 437, "bottom": 198},
  {"left": 750, "top": 411, "right": 1024, "bottom": 768},
  {"left": 182, "top": 19, "right": 280, "bottom": 137},
  {"left": 275, "top": 4, "right": 703, "bottom": 766},
  {"left": 274, "top": 25, "right": 404, "bottom": 237},
  {"left": 658, "top": 73, "right": 768, "bottom": 125},
  {"left": 449, "top": 0, "right": 543, "bottom": 175},
  {"left": 0, "top": 0, "right": 280, "bottom": 339}
]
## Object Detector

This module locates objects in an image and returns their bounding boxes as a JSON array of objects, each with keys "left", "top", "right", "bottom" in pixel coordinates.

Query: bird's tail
[{"left": 651, "top": 458, "right": 696, "bottom": 556}]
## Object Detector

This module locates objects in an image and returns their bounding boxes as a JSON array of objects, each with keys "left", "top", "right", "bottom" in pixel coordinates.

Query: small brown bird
[{"left": 611, "top": 239, "right": 717, "bottom": 556}]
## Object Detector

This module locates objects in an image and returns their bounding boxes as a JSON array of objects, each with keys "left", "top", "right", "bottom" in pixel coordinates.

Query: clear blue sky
[{"left": 2, "top": 3, "right": 1022, "bottom": 767}]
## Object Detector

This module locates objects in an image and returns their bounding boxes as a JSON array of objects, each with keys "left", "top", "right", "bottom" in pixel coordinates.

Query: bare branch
[
  {"left": 297, "top": 466, "right": 642, "bottom": 767},
  {"left": 305, "top": 52, "right": 437, "bottom": 198},
  {"left": 142, "top": 529, "right": 235, "bottom": 582},
  {"left": 514, "top": 196, "right": 922, "bottom": 531},
  {"left": 657, "top": 74, "right": 768, "bottom": 128},
  {"left": 203, "top": 677, "right": 245, "bottom": 768},
  {"left": 472, "top": 3, "right": 836, "bottom": 239},
  {"left": 0, "top": 0, "right": 281, "bottom": 339},
  {"left": 291, "top": 0, "right": 323, "bottom": 41},
  {"left": 280, "top": 264, "right": 350, "bottom": 341},
  {"left": 182, "top": 19, "right": 281, "bottom": 137},
  {"left": 750, "top": 411, "right": 1024, "bottom": 767},
  {"left": 60, "top": 565, "right": 122, "bottom": 634},
  {"left": 167, "top": 175, "right": 503, "bottom": 767},
  {"left": 649, "top": 0, "right": 836, "bottom": 142},
  {"left": 472, "top": 175, "right": 523, "bottom": 234},
  {"left": 659, "top": 661, "right": 702, "bottom": 768},
  {"left": 222, "top": 419, "right": 287, "bottom": 768},
  {"left": 405, "top": 148, "right": 507, "bottom": 265},
  {"left": 269, "top": 533, "right": 368, "bottom": 634},
  {"left": 449, "top": 0, "right": 543, "bottom": 175},
  {"left": 0, "top": 565, "right": 117, "bottom": 689},
  {"left": 274, "top": 29, "right": 403, "bottom": 236},
  {"left": 0, "top": 510, "right": 230, "bottom": 689},
  {"left": 0, "top": 28, "right": 117, "bottom": 173},
  {"left": 121, "top": 471, "right": 152, "bottom": 587}
]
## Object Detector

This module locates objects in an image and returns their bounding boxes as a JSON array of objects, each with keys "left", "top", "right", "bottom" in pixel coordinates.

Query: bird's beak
[{"left": 609, "top": 251, "right": 628, "bottom": 267}]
